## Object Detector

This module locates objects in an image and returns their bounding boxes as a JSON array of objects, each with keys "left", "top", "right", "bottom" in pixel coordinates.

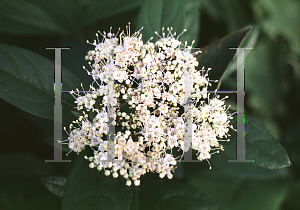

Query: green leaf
[
  {"left": 32, "top": 0, "right": 86, "bottom": 38},
  {"left": 11, "top": 192, "right": 62, "bottom": 210},
  {"left": 0, "top": 0, "right": 70, "bottom": 35},
  {"left": 0, "top": 153, "right": 55, "bottom": 178},
  {"left": 71, "top": 110, "right": 84, "bottom": 118},
  {"left": 196, "top": 25, "right": 252, "bottom": 90},
  {"left": 281, "top": 180, "right": 300, "bottom": 210},
  {"left": 82, "top": 0, "right": 144, "bottom": 27},
  {"left": 181, "top": 0, "right": 201, "bottom": 46},
  {"left": 244, "top": 37, "right": 290, "bottom": 139},
  {"left": 201, "top": 0, "right": 221, "bottom": 20},
  {"left": 138, "top": 173, "right": 228, "bottom": 210},
  {"left": 211, "top": 152, "right": 286, "bottom": 180},
  {"left": 219, "top": 24, "right": 260, "bottom": 89},
  {"left": 252, "top": 0, "right": 300, "bottom": 56},
  {"left": 223, "top": 114, "right": 292, "bottom": 169},
  {"left": 189, "top": 167, "right": 287, "bottom": 210},
  {"left": 136, "top": 0, "right": 185, "bottom": 42},
  {"left": 284, "top": 121, "right": 300, "bottom": 168},
  {"left": 201, "top": 0, "right": 254, "bottom": 32},
  {"left": 41, "top": 176, "right": 66, "bottom": 198},
  {"left": 0, "top": 43, "right": 81, "bottom": 124},
  {"left": 158, "top": 184, "right": 228, "bottom": 210},
  {"left": 0, "top": 153, "right": 55, "bottom": 194},
  {"left": 62, "top": 148, "right": 134, "bottom": 210}
]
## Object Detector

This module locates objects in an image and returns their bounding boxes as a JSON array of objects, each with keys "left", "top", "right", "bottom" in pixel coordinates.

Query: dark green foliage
[
  {"left": 62, "top": 149, "right": 134, "bottom": 210},
  {"left": 0, "top": 0, "right": 298, "bottom": 209},
  {"left": 197, "top": 25, "right": 252, "bottom": 90},
  {"left": 223, "top": 114, "right": 291, "bottom": 169}
]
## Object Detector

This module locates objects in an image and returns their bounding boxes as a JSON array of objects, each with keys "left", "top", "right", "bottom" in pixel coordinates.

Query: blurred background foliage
[{"left": 0, "top": 0, "right": 299, "bottom": 209}]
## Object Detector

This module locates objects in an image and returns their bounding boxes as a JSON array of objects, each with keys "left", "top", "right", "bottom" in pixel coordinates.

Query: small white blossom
[{"left": 62, "top": 24, "right": 234, "bottom": 187}]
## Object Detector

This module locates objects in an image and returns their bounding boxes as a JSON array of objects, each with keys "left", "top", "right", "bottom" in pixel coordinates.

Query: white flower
[
  {"left": 134, "top": 180, "right": 140, "bottom": 186},
  {"left": 62, "top": 24, "right": 234, "bottom": 187},
  {"left": 104, "top": 170, "right": 110, "bottom": 176},
  {"left": 126, "top": 180, "right": 132, "bottom": 186}
]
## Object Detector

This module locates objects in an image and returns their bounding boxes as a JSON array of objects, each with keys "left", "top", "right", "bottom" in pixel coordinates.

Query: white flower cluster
[{"left": 62, "top": 24, "right": 234, "bottom": 186}]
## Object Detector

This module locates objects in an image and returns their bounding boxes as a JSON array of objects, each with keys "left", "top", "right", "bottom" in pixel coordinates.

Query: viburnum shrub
[{"left": 61, "top": 24, "right": 235, "bottom": 186}]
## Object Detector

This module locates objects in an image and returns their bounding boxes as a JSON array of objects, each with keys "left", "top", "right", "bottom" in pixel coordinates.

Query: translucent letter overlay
[
  {"left": 228, "top": 47, "right": 253, "bottom": 163},
  {"left": 106, "top": 49, "right": 115, "bottom": 162},
  {"left": 46, "top": 48, "right": 71, "bottom": 163},
  {"left": 181, "top": 67, "right": 197, "bottom": 162}
]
